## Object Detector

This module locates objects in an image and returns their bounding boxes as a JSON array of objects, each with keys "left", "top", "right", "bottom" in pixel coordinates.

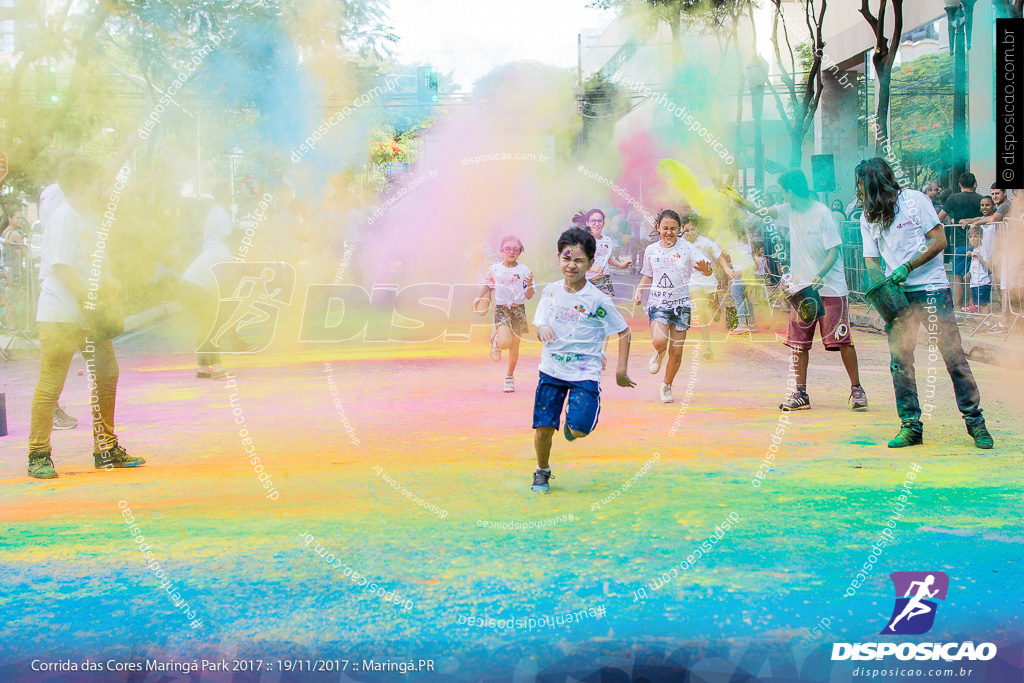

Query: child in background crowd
[
  {"left": 965, "top": 225, "right": 992, "bottom": 316},
  {"left": 723, "top": 224, "right": 758, "bottom": 333},
  {"left": 681, "top": 213, "right": 734, "bottom": 361},
  {"left": 530, "top": 227, "right": 634, "bottom": 493},
  {"left": 635, "top": 210, "right": 712, "bottom": 402},
  {"left": 579, "top": 209, "right": 633, "bottom": 297},
  {"left": 474, "top": 235, "right": 534, "bottom": 393}
]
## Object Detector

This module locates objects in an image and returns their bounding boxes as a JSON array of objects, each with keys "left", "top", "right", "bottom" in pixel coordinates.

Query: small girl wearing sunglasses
[{"left": 474, "top": 235, "right": 535, "bottom": 392}]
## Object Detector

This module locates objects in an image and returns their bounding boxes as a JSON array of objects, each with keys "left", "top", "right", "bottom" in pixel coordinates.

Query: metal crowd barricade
[{"left": 839, "top": 220, "right": 872, "bottom": 303}]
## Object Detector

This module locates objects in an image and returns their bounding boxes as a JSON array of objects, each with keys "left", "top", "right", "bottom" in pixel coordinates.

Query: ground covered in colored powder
[{"left": 1, "top": 307, "right": 1022, "bottom": 680}]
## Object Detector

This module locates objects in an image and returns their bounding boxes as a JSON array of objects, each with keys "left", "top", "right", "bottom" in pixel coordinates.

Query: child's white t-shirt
[
  {"left": 641, "top": 240, "right": 706, "bottom": 311},
  {"left": 969, "top": 246, "right": 992, "bottom": 286},
  {"left": 587, "top": 235, "right": 614, "bottom": 278},
  {"left": 686, "top": 235, "right": 722, "bottom": 290},
  {"left": 486, "top": 262, "right": 532, "bottom": 306},
  {"left": 532, "top": 281, "right": 629, "bottom": 383}
]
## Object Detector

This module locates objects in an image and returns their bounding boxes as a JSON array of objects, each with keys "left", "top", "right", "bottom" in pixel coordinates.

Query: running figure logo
[
  {"left": 206, "top": 262, "right": 296, "bottom": 353},
  {"left": 881, "top": 571, "right": 949, "bottom": 635}
]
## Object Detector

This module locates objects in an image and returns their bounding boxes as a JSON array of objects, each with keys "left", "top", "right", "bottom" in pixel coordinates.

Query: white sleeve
[
  {"left": 532, "top": 291, "right": 553, "bottom": 328},
  {"left": 860, "top": 219, "right": 881, "bottom": 259},
  {"left": 821, "top": 207, "right": 843, "bottom": 250},
  {"left": 640, "top": 246, "right": 653, "bottom": 277},
  {"left": 599, "top": 294, "right": 629, "bottom": 334},
  {"left": 705, "top": 237, "right": 722, "bottom": 260},
  {"left": 914, "top": 192, "right": 941, "bottom": 231}
]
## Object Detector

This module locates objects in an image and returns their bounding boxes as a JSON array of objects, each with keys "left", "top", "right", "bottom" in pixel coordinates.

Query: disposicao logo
[
  {"left": 882, "top": 571, "right": 948, "bottom": 635},
  {"left": 832, "top": 571, "right": 997, "bottom": 662}
]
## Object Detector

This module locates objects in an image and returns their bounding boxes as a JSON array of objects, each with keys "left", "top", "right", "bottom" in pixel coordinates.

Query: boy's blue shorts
[
  {"left": 971, "top": 284, "right": 991, "bottom": 306},
  {"left": 533, "top": 371, "right": 601, "bottom": 435}
]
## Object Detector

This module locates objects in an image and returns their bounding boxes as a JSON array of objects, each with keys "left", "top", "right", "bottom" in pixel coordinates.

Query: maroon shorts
[{"left": 786, "top": 295, "right": 852, "bottom": 351}]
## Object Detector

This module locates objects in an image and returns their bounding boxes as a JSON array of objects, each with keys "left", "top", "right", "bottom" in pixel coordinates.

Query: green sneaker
[
  {"left": 28, "top": 450, "right": 59, "bottom": 479},
  {"left": 887, "top": 425, "right": 924, "bottom": 449},
  {"left": 967, "top": 423, "right": 994, "bottom": 449},
  {"left": 94, "top": 443, "right": 146, "bottom": 469}
]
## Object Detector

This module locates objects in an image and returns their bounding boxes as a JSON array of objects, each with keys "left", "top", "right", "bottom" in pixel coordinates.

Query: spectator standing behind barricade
[
  {"left": 922, "top": 181, "right": 942, "bottom": 212},
  {"left": 963, "top": 187, "right": 1010, "bottom": 290},
  {"left": 964, "top": 226, "right": 992, "bottom": 321},
  {"left": 1, "top": 212, "right": 29, "bottom": 330},
  {"left": 938, "top": 173, "right": 983, "bottom": 309},
  {"left": 987, "top": 189, "right": 1024, "bottom": 335},
  {"left": 830, "top": 200, "right": 847, "bottom": 223},
  {"left": 856, "top": 157, "right": 993, "bottom": 450}
]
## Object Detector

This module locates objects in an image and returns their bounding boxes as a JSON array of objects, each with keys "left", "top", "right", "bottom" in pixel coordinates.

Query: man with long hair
[{"left": 856, "top": 158, "right": 993, "bottom": 449}]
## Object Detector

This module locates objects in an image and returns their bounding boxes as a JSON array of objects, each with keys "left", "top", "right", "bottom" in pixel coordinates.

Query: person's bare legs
[
  {"left": 840, "top": 345, "right": 861, "bottom": 386},
  {"left": 535, "top": 426, "right": 555, "bottom": 469},
  {"left": 793, "top": 348, "right": 810, "bottom": 387},
  {"left": 650, "top": 320, "right": 670, "bottom": 354},
  {"left": 663, "top": 326, "right": 687, "bottom": 385},
  {"left": 506, "top": 334, "right": 521, "bottom": 376}
]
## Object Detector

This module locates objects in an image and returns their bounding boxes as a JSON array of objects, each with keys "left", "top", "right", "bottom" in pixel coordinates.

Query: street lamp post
[
  {"left": 944, "top": 0, "right": 977, "bottom": 184},
  {"left": 746, "top": 56, "right": 770, "bottom": 193}
]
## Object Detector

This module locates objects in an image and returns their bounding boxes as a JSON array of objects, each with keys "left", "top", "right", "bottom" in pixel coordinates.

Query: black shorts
[{"left": 495, "top": 304, "right": 529, "bottom": 336}]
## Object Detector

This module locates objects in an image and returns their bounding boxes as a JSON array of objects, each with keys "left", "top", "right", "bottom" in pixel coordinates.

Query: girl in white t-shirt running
[
  {"left": 634, "top": 210, "right": 712, "bottom": 403},
  {"left": 474, "top": 235, "right": 535, "bottom": 393}
]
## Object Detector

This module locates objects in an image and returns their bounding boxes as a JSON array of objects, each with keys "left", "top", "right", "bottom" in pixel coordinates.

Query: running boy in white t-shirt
[
  {"left": 530, "top": 227, "right": 635, "bottom": 493},
  {"left": 681, "top": 213, "right": 735, "bottom": 361},
  {"left": 634, "top": 209, "right": 712, "bottom": 403},
  {"left": 965, "top": 226, "right": 992, "bottom": 315},
  {"left": 474, "top": 235, "right": 534, "bottom": 392},
  {"left": 732, "top": 168, "right": 867, "bottom": 411}
]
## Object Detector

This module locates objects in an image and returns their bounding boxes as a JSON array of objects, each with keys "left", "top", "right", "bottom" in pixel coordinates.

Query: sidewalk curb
[{"left": 850, "top": 309, "right": 1024, "bottom": 370}]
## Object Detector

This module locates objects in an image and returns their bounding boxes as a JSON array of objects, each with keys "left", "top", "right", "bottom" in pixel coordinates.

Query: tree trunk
[
  {"left": 873, "top": 61, "right": 893, "bottom": 154},
  {"left": 790, "top": 123, "right": 806, "bottom": 168}
]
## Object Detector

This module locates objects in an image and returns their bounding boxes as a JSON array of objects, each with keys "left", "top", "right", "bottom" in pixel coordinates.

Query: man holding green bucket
[
  {"left": 731, "top": 168, "right": 867, "bottom": 413},
  {"left": 856, "top": 158, "right": 993, "bottom": 450}
]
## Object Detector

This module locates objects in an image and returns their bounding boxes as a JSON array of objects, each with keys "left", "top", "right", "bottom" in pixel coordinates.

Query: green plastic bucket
[
  {"left": 865, "top": 278, "right": 911, "bottom": 325},
  {"left": 788, "top": 286, "right": 825, "bottom": 323}
]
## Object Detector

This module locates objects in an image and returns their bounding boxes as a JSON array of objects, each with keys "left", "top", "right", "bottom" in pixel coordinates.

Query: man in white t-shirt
[
  {"left": 27, "top": 158, "right": 146, "bottom": 479},
  {"left": 734, "top": 169, "right": 867, "bottom": 412},
  {"left": 855, "top": 157, "right": 992, "bottom": 450},
  {"left": 530, "top": 227, "right": 635, "bottom": 494}
]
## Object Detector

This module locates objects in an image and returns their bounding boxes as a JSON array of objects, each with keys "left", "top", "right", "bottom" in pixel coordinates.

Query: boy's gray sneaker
[
  {"left": 780, "top": 390, "right": 810, "bottom": 411},
  {"left": 850, "top": 385, "right": 868, "bottom": 411},
  {"left": 53, "top": 405, "right": 77, "bottom": 430},
  {"left": 28, "top": 450, "right": 58, "bottom": 479},
  {"left": 531, "top": 468, "right": 554, "bottom": 494}
]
